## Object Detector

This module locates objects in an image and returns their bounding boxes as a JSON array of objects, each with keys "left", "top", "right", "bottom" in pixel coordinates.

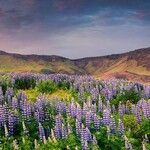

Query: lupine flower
[
  {"left": 54, "top": 114, "right": 62, "bottom": 139},
  {"left": 118, "top": 103, "right": 125, "bottom": 118},
  {"left": 124, "top": 135, "right": 132, "bottom": 150},
  {"left": 0, "top": 87, "right": 4, "bottom": 105},
  {"left": 13, "top": 139, "right": 19, "bottom": 150},
  {"left": 92, "top": 135, "right": 98, "bottom": 145},
  {"left": 66, "top": 145, "right": 70, "bottom": 150},
  {"left": 22, "top": 137, "right": 25, "bottom": 144},
  {"left": 69, "top": 102, "right": 76, "bottom": 118},
  {"left": 4, "top": 123, "right": 9, "bottom": 137},
  {"left": 93, "top": 114, "right": 100, "bottom": 130},
  {"left": 0, "top": 105, "right": 5, "bottom": 126},
  {"left": 12, "top": 98, "right": 18, "bottom": 109},
  {"left": 4, "top": 102, "right": 9, "bottom": 123},
  {"left": 85, "top": 111, "right": 91, "bottom": 128},
  {"left": 141, "top": 100, "right": 149, "bottom": 119},
  {"left": 51, "top": 129, "right": 57, "bottom": 143},
  {"left": 76, "top": 102, "right": 82, "bottom": 121},
  {"left": 80, "top": 124, "right": 85, "bottom": 147},
  {"left": 43, "top": 136, "right": 47, "bottom": 144},
  {"left": 22, "top": 121, "right": 28, "bottom": 135},
  {"left": 118, "top": 119, "right": 125, "bottom": 135},
  {"left": 135, "top": 105, "right": 142, "bottom": 123},
  {"left": 76, "top": 118, "right": 81, "bottom": 137},
  {"left": 103, "top": 109, "right": 111, "bottom": 125},
  {"left": 83, "top": 102, "right": 88, "bottom": 116},
  {"left": 34, "top": 110, "right": 40, "bottom": 122},
  {"left": 85, "top": 127, "right": 92, "bottom": 142},
  {"left": 110, "top": 115, "right": 116, "bottom": 133},
  {"left": 38, "top": 123, "right": 46, "bottom": 142},
  {"left": 98, "top": 95, "right": 103, "bottom": 112},
  {"left": 67, "top": 123, "right": 72, "bottom": 135},
  {"left": 61, "top": 123, "right": 67, "bottom": 139},
  {"left": 144, "top": 134, "right": 149, "bottom": 143},
  {"left": 142, "top": 142, "right": 147, "bottom": 150},
  {"left": 0, "top": 73, "right": 148, "bottom": 149},
  {"left": 91, "top": 103, "right": 97, "bottom": 117},
  {"left": 107, "top": 126, "right": 110, "bottom": 140},
  {"left": 34, "top": 139, "right": 39, "bottom": 149},
  {"left": 83, "top": 140, "right": 89, "bottom": 150},
  {"left": 8, "top": 114, "right": 14, "bottom": 136}
]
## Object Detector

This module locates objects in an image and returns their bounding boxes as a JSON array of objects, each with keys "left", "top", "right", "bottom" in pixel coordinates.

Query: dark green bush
[
  {"left": 111, "top": 90, "right": 141, "bottom": 107},
  {"left": 57, "top": 81, "right": 70, "bottom": 90},
  {"left": 37, "top": 80, "right": 57, "bottom": 94},
  {"left": 0, "top": 75, "right": 12, "bottom": 95},
  {"left": 133, "top": 119, "right": 150, "bottom": 139},
  {"left": 95, "top": 127, "right": 124, "bottom": 150},
  {"left": 14, "top": 77, "right": 36, "bottom": 90}
]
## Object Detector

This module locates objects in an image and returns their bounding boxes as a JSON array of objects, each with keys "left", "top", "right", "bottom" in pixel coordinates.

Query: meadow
[{"left": 0, "top": 73, "right": 149, "bottom": 150}]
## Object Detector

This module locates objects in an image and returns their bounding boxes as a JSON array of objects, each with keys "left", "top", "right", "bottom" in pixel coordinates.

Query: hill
[{"left": 0, "top": 47, "right": 150, "bottom": 83}]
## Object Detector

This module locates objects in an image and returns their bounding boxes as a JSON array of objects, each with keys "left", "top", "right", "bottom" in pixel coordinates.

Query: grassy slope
[
  {"left": 0, "top": 55, "right": 84, "bottom": 74},
  {"left": 0, "top": 47, "right": 150, "bottom": 83}
]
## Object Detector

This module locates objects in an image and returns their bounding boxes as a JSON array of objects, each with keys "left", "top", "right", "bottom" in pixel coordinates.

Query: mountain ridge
[
  {"left": 0, "top": 47, "right": 150, "bottom": 83},
  {"left": 1, "top": 47, "right": 149, "bottom": 60}
]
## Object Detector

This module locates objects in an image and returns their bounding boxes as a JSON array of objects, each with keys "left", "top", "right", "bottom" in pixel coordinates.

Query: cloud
[
  {"left": 52, "top": 0, "right": 82, "bottom": 12},
  {"left": 0, "top": 0, "right": 149, "bottom": 32},
  {"left": 0, "top": 0, "right": 149, "bottom": 58}
]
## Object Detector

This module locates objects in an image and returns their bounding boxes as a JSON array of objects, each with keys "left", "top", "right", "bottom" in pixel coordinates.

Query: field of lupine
[{"left": 0, "top": 73, "right": 149, "bottom": 150}]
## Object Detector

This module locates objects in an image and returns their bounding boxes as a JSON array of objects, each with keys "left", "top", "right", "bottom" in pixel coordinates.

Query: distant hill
[{"left": 0, "top": 47, "right": 150, "bottom": 83}]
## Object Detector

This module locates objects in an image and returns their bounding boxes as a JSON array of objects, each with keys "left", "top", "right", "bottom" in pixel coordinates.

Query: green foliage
[
  {"left": 14, "top": 77, "right": 36, "bottom": 90},
  {"left": 95, "top": 127, "right": 124, "bottom": 150},
  {"left": 111, "top": 90, "right": 141, "bottom": 106},
  {"left": 63, "top": 134, "right": 81, "bottom": 149},
  {"left": 0, "top": 138, "right": 13, "bottom": 150},
  {"left": 0, "top": 75, "right": 12, "bottom": 95},
  {"left": 123, "top": 114, "right": 139, "bottom": 132},
  {"left": 140, "top": 119, "right": 150, "bottom": 135},
  {"left": 37, "top": 80, "right": 57, "bottom": 94},
  {"left": 133, "top": 119, "right": 150, "bottom": 139},
  {"left": 57, "top": 81, "right": 70, "bottom": 90},
  {"left": 22, "top": 89, "right": 39, "bottom": 102},
  {"left": 19, "top": 136, "right": 33, "bottom": 150},
  {"left": 27, "top": 117, "right": 39, "bottom": 141}
]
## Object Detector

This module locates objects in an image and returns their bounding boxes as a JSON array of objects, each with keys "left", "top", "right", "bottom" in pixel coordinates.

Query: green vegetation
[
  {"left": 123, "top": 114, "right": 139, "bottom": 132},
  {"left": 37, "top": 80, "right": 57, "bottom": 94},
  {"left": 14, "top": 76, "right": 36, "bottom": 90},
  {"left": 111, "top": 90, "right": 141, "bottom": 107},
  {"left": 0, "top": 75, "right": 12, "bottom": 94},
  {"left": 0, "top": 74, "right": 149, "bottom": 150}
]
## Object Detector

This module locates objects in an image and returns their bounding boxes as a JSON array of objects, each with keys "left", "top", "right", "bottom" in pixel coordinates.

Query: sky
[{"left": 0, "top": 0, "right": 150, "bottom": 58}]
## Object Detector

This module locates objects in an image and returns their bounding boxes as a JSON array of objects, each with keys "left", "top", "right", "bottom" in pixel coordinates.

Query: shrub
[
  {"left": 37, "top": 80, "right": 57, "bottom": 94},
  {"left": 0, "top": 75, "right": 12, "bottom": 95},
  {"left": 134, "top": 119, "right": 150, "bottom": 139},
  {"left": 123, "top": 114, "right": 139, "bottom": 132},
  {"left": 57, "top": 81, "right": 70, "bottom": 90},
  {"left": 131, "top": 119, "right": 150, "bottom": 149},
  {"left": 111, "top": 90, "right": 141, "bottom": 107},
  {"left": 14, "top": 77, "right": 36, "bottom": 90}
]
